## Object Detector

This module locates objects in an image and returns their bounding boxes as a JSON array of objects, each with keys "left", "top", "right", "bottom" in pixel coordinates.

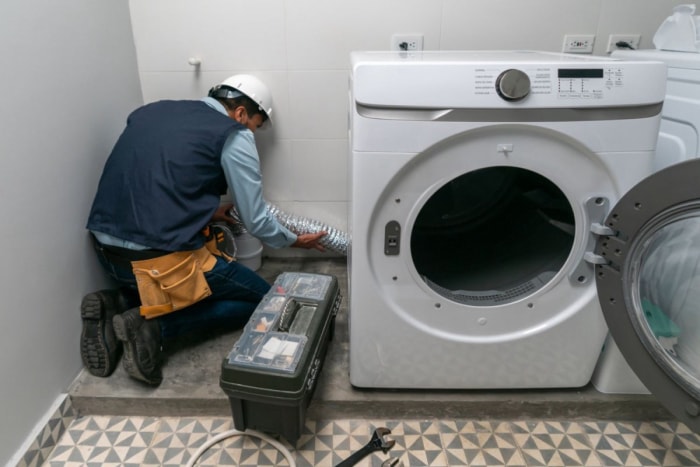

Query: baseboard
[{"left": 10, "top": 395, "right": 75, "bottom": 467}]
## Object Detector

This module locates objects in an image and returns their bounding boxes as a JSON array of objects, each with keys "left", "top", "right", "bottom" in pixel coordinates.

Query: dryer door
[{"left": 595, "top": 158, "right": 700, "bottom": 433}]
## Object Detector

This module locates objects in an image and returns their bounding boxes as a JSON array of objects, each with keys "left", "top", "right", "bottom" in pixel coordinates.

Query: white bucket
[{"left": 234, "top": 232, "right": 263, "bottom": 271}]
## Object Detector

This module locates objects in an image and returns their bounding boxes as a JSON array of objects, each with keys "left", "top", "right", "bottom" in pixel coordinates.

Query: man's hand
[
  {"left": 292, "top": 231, "right": 327, "bottom": 252},
  {"left": 212, "top": 203, "right": 236, "bottom": 223}
]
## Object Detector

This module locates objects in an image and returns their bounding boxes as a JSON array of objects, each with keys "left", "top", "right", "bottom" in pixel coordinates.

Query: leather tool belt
[
  {"left": 132, "top": 246, "right": 217, "bottom": 319},
  {"left": 93, "top": 225, "right": 236, "bottom": 319}
]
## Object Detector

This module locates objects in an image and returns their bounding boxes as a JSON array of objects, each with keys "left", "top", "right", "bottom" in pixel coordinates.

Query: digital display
[{"left": 558, "top": 69, "right": 604, "bottom": 79}]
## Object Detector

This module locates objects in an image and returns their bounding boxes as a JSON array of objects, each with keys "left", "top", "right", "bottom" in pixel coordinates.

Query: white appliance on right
[
  {"left": 592, "top": 49, "right": 700, "bottom": 394},
  {"left": 614, "top": 49, "right": 700, "bottom": 172}
]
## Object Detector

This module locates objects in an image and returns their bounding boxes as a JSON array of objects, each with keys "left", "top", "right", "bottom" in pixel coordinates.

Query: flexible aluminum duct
[
  {"left": 227, "top": 204, "right": 350, "bottom": 256},
  {"left": 226, "top": 207, "right": 250, "bottom": 236}
]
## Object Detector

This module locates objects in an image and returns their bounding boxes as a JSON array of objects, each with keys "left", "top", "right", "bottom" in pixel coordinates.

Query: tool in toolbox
[
  {"left": 335, "top": 427, "right": 396, "bottom": 467},
  {"left": 220, "top": 272, "right": 342, "bottom": 444}
]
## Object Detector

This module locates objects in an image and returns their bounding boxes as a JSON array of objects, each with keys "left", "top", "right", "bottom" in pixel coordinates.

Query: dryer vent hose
[
  {"left": 228, "top": 203, "right": 351, "bottom": 256},
  {"left": 266, "top": 202, "right": 350, "bottom": 256}
]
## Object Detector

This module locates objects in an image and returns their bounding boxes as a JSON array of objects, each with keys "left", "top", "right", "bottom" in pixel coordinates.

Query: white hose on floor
[{"left": 184, "top": 428, "right": 296, "bottom": 467}]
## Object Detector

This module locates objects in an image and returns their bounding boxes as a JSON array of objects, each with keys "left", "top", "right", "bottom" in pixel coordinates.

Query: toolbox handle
[
  {"left": 278, "top": 299, "right": 300, "bottom": 332},
  {"left": 306, "top": 357, "right": 321, "bottom": 390}
]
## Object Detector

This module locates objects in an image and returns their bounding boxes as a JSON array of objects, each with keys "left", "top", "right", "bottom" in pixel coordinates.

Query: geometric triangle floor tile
[{"left": 45, "top": 416, "right": 700, "bottom": 466}]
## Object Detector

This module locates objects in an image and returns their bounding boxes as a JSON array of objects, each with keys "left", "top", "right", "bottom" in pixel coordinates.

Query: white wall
[
  {"left": 128, "top": 0, "right": 700, "bottom": 254},
  {"left": 0, "top": 1, "right": 142, "bottom": 465}
]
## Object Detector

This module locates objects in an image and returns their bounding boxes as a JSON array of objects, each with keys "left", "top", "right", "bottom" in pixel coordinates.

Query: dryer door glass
[
  {"left": 596, "top": 158, "right": 700, "bottom": 433},
  {"left": 628, "top": 213, "right": 700, "bottom": 398},
  {"left": 411, "top": 166, "right": 574, "bottom": 306}
]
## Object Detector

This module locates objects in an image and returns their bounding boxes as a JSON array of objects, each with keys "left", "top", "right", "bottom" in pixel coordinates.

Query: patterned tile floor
[{"left": 43, "top": 415, "right": 700, "bottom": 466}]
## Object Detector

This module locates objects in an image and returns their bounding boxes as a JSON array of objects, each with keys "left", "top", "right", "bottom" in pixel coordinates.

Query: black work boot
[
  {"left": 80, "top": 289, "right": 131, "bottom": 377},
  {"left": 112, "top": 308, "right": 163, "bottom": 386}
]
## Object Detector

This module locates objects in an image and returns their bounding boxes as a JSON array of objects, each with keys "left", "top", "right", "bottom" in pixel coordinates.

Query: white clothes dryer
[
  {"left": 348, "top": 50, "right": 666, "bottom": 389},
  {"left": 592, "top": 49, "right": 700, "bottom": 394}
]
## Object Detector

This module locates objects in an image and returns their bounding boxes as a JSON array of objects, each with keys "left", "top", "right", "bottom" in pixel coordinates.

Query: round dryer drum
[
  {"left": 411, "top": 165, "right": 574, "bottom": 307},
  {"left": 596, "top": 158, "right": 700, "bottom": 433}
]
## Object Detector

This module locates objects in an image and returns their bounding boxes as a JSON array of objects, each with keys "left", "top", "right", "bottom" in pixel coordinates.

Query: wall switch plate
[
  {"left": 607, "top": 34, "right": 641, "bottom": 53},
  {"left": 562, "top": 34, "right": 595, "bottom": 53},
  {"left": 391, "top": 34, "right": 424, "bottom": 51}
]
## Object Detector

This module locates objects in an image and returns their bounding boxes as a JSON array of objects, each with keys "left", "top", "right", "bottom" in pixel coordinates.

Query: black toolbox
[{"left": 220, "top": 272, "right": 341, "bottom": 443}]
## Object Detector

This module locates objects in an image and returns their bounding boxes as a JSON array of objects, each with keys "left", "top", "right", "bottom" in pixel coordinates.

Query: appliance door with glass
[{"left": 596, "top": 158, "right": 700, "bottom": 432}]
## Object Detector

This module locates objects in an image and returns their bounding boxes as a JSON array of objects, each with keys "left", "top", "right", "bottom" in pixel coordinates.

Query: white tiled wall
[{"left": 128, "top": 0, "right": 699, "bottom": 254}]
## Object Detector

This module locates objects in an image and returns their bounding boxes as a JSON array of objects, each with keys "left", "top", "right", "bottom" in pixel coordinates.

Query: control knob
[{"left": 495, "top": 69, "right": 531, "bottom": 102}]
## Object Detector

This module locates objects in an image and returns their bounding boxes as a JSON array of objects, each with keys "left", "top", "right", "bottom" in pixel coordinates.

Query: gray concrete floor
[{"left": 69, "top": 257, "right": 670, "bottom": 421}]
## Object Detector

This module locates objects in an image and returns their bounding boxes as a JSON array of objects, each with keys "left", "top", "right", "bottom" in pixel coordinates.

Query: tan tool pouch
[{"left": 132, "top": 246, "right": 217, "bottom": 319}]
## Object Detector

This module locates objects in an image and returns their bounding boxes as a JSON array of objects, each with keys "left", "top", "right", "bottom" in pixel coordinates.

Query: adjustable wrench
[{"left": 335, "top": 427, "right": 395, "bottom": 467}]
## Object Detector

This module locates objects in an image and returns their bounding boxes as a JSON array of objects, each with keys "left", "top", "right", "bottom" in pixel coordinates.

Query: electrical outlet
[
  {"left": 563, "top": 34, "right": 595, "bottom": 54},
  {"left": 607, "top": 34, "right": 641, "bottom": 53},
  {"left": 391, "top": 34, "right": 424, "bottom": 51}
]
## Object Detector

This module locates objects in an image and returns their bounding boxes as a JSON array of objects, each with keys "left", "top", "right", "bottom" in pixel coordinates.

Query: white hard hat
[{"left": 210, "top": 74, "right": 273, "bottom": 125}]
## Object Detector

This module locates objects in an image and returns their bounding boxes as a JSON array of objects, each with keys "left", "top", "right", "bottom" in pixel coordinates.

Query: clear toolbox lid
[
  {"left": 272, "top": 272, "right": 332, "bottom": 300},
  {"left": 226, "top": 273, "right": 332, "bottom": 373}
]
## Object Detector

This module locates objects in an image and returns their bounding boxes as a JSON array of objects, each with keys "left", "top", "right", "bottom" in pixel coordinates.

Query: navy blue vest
[{"left": 87, "top": 100, "right": 243, "bottom": 251}]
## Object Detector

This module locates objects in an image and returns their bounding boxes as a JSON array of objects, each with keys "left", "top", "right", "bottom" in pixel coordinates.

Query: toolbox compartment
[{"left": 220, "top": 272, "right": 341, "bottom": 443}]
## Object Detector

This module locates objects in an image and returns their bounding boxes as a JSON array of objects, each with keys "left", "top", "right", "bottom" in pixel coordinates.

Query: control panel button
[{"left": 496, "top": 69, "right": 531, "bottom": 102}]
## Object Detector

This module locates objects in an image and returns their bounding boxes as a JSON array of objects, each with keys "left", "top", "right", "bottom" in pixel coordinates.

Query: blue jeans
[{"left": 92, "top": 240, "right": 270, "bottom": 340}]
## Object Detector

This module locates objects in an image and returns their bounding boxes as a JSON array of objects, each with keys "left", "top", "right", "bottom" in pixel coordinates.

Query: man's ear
[{"left": 226, "top": 105, "right": 247, "bottom": 122}]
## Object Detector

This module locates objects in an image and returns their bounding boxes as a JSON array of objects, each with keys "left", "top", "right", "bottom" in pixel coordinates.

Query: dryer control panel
[
  {"left": 351, "top": 51, "right": 666, "bottom": 109},
  {"left": 483, "top": 66, "right": 625, "bottom": 101},
  {"left": 557, "top": 68, "right": 624, "bottom": 99}
]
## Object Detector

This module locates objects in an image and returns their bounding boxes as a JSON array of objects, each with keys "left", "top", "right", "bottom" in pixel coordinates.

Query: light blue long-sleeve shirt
[
  {"left": 203, "top": 97, "right": 296, "bottom": 249},
  {"left": 93, "top": 98, "right": 296, "bottom": 250}
]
